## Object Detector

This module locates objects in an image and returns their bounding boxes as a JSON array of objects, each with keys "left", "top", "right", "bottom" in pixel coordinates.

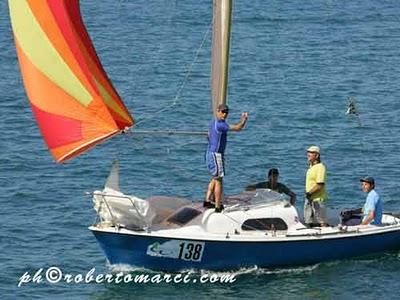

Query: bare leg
[
  {"left": 214, "top": 178, "right": 223, "bottom": 208},
  {"left": 206, "top": 179, "right": 216, "bottom": 202}
]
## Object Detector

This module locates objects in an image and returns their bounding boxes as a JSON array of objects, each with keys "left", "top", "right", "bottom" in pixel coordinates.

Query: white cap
[{"left": 307, "top": 145, "right": 320, "bottom": 154}]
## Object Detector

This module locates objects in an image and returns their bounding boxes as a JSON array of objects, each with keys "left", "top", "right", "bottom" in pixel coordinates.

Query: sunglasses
[{"left": 219, "top": 110, "right": 229, "bottom": 114}]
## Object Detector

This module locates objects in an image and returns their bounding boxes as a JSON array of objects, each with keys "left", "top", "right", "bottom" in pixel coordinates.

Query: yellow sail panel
[
  {"left": 93, "top": 77, "right": 132, "bottom": 123},
  {"left": 60, "top": 0, "right": 134, "bottom": 128},
  {"left": 14, "top": 41, "right": 96, "bottom": 122},
  {"left": 26, "top": 0, "right": 101, "bottom": 103},
  {"left": 9, "top": 0, "right": 92, "bottom": 106},
  {"left": 8, "top": 0, "right": 134, "bottom": 163}
]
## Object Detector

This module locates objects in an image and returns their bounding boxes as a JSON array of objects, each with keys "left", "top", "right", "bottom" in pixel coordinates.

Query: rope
[
  {"left": 134, "top": 20, "right": 213, "bottom": 127},
  {"left": 130, "top": 130, "right": 207, "bottom": 136}
]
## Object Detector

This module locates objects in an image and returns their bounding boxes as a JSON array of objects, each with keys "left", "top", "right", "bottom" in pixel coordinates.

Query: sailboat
[{"left": 8, "top": 0, "right": 400, "bottom": 271}]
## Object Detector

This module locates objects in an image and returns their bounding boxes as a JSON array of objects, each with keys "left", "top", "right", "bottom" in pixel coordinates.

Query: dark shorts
[
  {"left": 206, "top": 151, "right": 225, "bottom": 178},
  {"left": 342, "top": 215, "right": 362, "bottom": 226}
]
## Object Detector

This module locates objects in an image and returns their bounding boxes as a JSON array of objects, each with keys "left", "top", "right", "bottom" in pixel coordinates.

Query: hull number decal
[
  {"left": 178, "top": 242, "right": 204, "bottom": 261},
  {"left": 146, "top": 240, "right": 205, "bottom": 262}
]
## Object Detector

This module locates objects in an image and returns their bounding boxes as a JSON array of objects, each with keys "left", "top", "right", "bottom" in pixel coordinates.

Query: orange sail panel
[{"left": 8, "top": 0, "right": 134, "bottom": 163}]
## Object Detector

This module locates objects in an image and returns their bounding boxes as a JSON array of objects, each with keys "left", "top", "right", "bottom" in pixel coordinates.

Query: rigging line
[
  {"left": 130, "top": 130, "right": 207, "bottom": 136},
  {"left": 121, "top": 127, "right": 208, "bottom": 139},
  {"left": 135, "top": 20, "right": 213, "bottom": 127}
]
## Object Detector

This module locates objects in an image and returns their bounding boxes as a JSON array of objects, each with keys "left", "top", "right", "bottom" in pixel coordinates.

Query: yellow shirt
[{"left": 306, "top": 162, "right": 327, "bottom": 201}]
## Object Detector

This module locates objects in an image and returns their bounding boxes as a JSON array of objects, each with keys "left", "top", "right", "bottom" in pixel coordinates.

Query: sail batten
[
  {"left": 8, "top": 0, "right": 134, "bottom": 163},
  {"left": 211, "top": 0, "right": 233, "bottom": 116}
]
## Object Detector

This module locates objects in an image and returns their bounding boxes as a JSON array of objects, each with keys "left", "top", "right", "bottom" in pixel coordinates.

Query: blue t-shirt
[
  {"left": 207, "top": 119, "right": 229, "bottom": 153},
  {"left": 362, "top": 189, "right": 382, "bottom": 225}
]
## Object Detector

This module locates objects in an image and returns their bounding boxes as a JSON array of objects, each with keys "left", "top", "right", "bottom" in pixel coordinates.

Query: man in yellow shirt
[{"left": 305, "top": 145, "right": 328, "bottom": 227}]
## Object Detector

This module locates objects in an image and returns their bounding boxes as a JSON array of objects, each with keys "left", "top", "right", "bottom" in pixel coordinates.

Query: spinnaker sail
[
  {"left": 8, "top": 0, "right": 134, "bottom": 163},
  {"left": 211, "top": 0, "right": 232, "bottom": 116}
]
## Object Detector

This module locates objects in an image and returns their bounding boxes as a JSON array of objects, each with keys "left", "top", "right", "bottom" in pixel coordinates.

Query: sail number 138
[{"left": 178, "top": 242, "right": 205, "bottom": 262}]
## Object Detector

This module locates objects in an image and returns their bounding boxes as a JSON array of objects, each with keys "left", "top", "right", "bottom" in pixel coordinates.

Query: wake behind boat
[{"left": 89, "top": 163, "right": 400, "bottom": 271}]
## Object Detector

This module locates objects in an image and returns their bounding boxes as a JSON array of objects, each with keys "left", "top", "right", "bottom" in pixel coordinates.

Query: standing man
[
  {"left": 205, "top": 104, "right": 248, "bottom": 212},
  {"left": 360, "top": 176, "right": 382, "bottom": 225},
  {"left": 305, "top": 145, "right": 328, "bottom": 227},
  {"left": 245, "top": 168, "right": 297, "bottom": 205}
]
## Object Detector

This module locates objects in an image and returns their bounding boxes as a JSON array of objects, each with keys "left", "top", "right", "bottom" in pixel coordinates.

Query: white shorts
[
  {"left": 206, "top": 151, "right": 225, "bottom": 178},
  {"left": 304, "top": 200, "right": 327, "bottom": 225}
]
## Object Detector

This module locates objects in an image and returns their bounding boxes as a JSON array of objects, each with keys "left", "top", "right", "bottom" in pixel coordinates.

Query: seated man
[
  {"left": 245, "top": 168, "right": 296, "bottom": 205},
  {"left": 341, "top": 176, "right": 383, "bottom": 226}
]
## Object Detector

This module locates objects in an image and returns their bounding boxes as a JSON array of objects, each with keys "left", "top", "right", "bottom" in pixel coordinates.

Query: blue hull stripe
[{"left": 91, "top": 229, "right": 400, "bottom": 271}]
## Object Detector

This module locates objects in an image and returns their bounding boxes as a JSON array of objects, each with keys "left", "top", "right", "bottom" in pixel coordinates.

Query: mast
[{"left": 211, "top": 0, "right": 233, "bottom": 117}]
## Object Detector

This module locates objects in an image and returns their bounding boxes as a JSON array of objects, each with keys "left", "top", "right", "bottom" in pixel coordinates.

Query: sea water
[{"left": 1, "top": 0, "right": 400, "bottom": 299}]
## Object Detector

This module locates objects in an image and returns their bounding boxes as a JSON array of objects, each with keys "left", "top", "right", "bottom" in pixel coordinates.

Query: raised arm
[{"left": 229, "top": 112, "right": 248, "bottom": 132}]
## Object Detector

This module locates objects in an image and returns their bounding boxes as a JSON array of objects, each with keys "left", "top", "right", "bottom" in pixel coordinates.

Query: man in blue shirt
[
  {"left": 204, "top": 104, "right": 248, "bottom": 212},
  {"left": 340, "top": 176, "right": 383, "bottom": 226},
  {"left": 360, "top": 176, "right": 382, "bottom": 225}
]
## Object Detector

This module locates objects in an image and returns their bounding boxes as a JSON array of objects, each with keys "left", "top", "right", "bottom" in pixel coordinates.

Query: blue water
[{"left": 1, "top": 0, "right": 400, "bottom": 299}]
